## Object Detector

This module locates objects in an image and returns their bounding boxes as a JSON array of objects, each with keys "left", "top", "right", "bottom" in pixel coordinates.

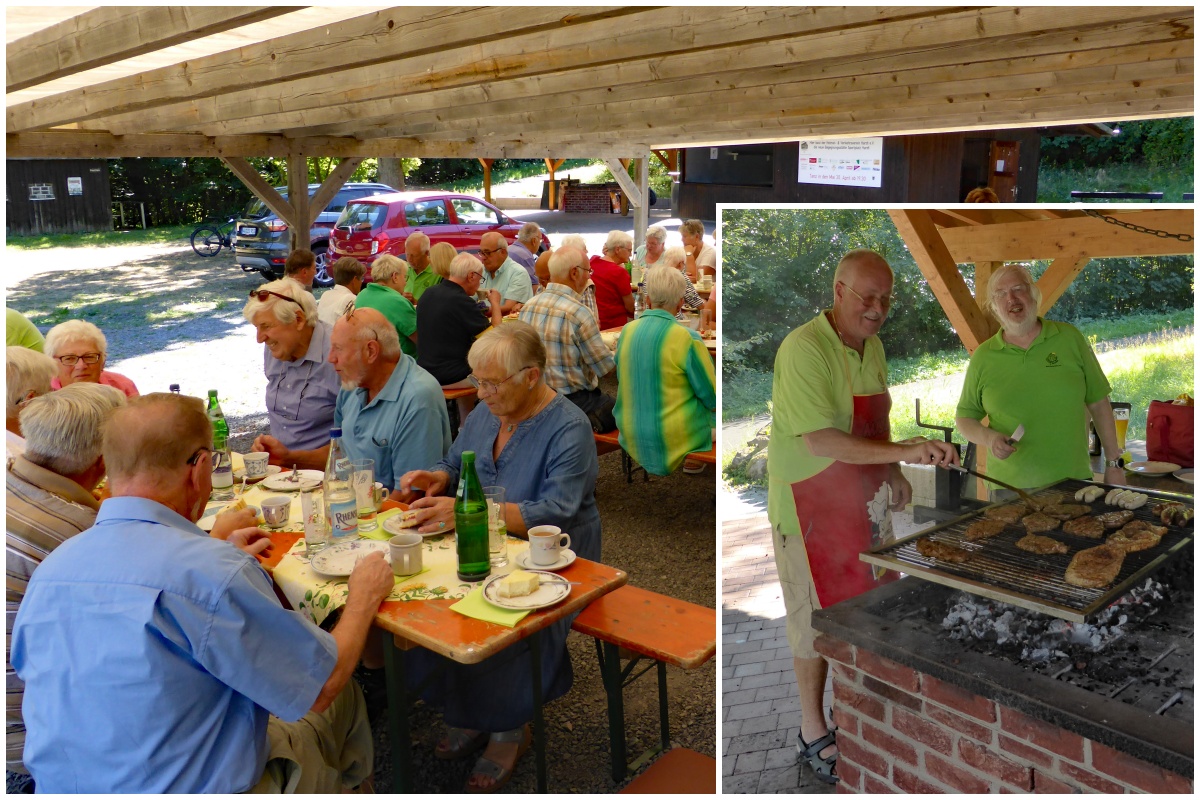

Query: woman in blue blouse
[{"left": 398, "top": 320, "right": 600, "bottom": 792}]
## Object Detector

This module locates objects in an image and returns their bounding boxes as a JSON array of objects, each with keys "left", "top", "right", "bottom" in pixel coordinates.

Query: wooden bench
[
  {"left": 442, "top": 386, "right": 476, "bottom": 438},
  {"left": 619, "top": 748, "right": 717, "bottom": 794},
  {"left": 572, "top": 585, "right": 717, "bottom": 782},
  {"left": 594, "top": 430, "right": 716, "bottom": 482}
]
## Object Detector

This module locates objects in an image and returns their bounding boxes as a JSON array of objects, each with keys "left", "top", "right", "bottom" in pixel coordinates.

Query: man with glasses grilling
[
  {"left": 478, "top": 231, "right": 533, "bottom": 315},
  {"left": 11, "top": 392, "right": 395, "bottom": 792},
  {"left": 243, "top": 279, "right": 341, "bottom": 452},
  {"left": 765, "top": 249, "right": 959, "bottom": 784},
  {"left": 253, "top": 307, "right": 450, "bottom": 493}
]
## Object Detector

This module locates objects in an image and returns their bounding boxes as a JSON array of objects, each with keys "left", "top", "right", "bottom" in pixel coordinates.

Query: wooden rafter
[
  {"left": 937, "top": 211, "right": 1195, "bottom": 261},
  {"left": 1037, "top": 256, "right": 1094, "bottom": 314}
]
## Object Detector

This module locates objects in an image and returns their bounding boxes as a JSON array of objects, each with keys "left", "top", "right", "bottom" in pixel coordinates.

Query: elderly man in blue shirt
[
  {"left": 244, "top": 279, "right": 341, "bottom": 451},
  {"left": 479, "top": 231, "right": 534, "bottom": 315},
  {"left": 11, "top": 392, "right": 396, "bottom": 792},
  {"left": 253, "top": 307, "right": 451, "bottom": 491}
]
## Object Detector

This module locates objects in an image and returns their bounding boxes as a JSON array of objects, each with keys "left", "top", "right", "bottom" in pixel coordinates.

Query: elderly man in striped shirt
[{"left": 517, "top": 246, "right": 617, "bottom": 433}]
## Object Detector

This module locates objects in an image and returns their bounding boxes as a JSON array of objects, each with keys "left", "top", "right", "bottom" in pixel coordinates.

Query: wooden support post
[
  {"left": 634, "top": 156, "right": 649, "bottom": 250},
  {"left": 478, "top": 158, "right": 494, "bottom": 203},
  {"left": 544, "top": 158, "right": 566, "bottom": 211},
  {"left": 308, "top": 157, "right": 363, "bottom": 227},
  {"left": 287, "top": 153, "right": 310, "bottom": 252},
  {"left": 219, "top": 156, "right": 295, "bottom": 227},
  {"left": 1037, "top": 256, "right": 1092, "bottom": 315}
]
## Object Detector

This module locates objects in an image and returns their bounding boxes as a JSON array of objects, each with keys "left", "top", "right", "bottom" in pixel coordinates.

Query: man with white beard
[
  {"left": 765, "top": 250, "right": 959, "bottom": 784},
  {"left": 956, "top": 264, "right": 1125, "bottom": 491}
]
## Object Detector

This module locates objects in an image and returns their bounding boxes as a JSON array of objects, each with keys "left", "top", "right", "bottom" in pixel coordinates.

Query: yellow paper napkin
[
  {"left": 449, "top": 586, "right": 530, "bottom": 627},
  {"left": 393, "top": 565, "right": 430, "bottom": 583}
]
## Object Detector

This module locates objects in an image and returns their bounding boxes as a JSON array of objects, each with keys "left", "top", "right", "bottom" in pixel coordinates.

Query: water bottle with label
[
  {"left": 454, "top": 451, "right": 490, "bottom": 582},
  {"left": 206, "top": 390, "right": 234, "bottom": 500},
  {"left": 324, "top": 428, "right": 358, "bottom": 541}
]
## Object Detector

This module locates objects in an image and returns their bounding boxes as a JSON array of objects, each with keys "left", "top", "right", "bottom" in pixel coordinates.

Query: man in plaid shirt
[{"left": 518, "top": 246, "right": 617, "bottom": 432}]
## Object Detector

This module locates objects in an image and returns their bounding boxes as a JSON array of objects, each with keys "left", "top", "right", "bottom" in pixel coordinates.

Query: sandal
[
  {"left": 797, "top": 729, "right": 838, "bottom": 785},
  {"left": 435, "top": 727, "right": 488, "bottom": 761},
  {"left": 466, "top": 725, "right": 532, "bottom": 793}
]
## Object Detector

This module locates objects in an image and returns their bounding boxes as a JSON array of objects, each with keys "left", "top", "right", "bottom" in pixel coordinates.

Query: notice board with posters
[{"left": 797, "top": 139, "right": 884, "bottom": 188}]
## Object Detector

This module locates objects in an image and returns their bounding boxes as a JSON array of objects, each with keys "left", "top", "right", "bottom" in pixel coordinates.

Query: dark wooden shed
[{"left": 6, "top": 158, "right": 111, "bottom": 235}]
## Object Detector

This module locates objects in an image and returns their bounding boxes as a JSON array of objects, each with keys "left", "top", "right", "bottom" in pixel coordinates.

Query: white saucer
[
  {"left": 481, "top": 570, "right": 570, "bottom": 610},
  {"left": 1174, "top": 468, "right": 1194, "bottom": 484},
  {"left": 310, "top": 540, "right": 390, "bottom": 578},
  {"left": 197, "top": 503, "right": 259, "bottom": 532},
  {"left": 234, "top": 465, "right": 281, "bottom": 483},
  {"left": 515, "top": 548, "right": 576, "bottom": 572},
  {"left": 261, "top": 469, "right": 323, "bottom": 491}
]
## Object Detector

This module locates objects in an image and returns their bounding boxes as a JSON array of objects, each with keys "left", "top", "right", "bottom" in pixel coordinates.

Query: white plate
[
  {"left": 382, "top": 510, "right": 449, "bottom": 538},
  {"left": 1174, "top": 468, "right": 1194, "bottom": 484},
  {"left": 234, "top": 465, "right": 282, "bottom": 483},
  {"left": 481, "top": 570, "right": 570, "bottom": 610},
  {"left": 515, "top": 548, "right": 577, "bottom": 572},
  {"left": 197, "top": 503, "right": 259, "bottom": 532},
  {"left": 261, "top": 469, "right": 324, "bottom": 491},
  {"left": 309, "top": 540, "right": 390, "bottom": 578},
  {"left": 1126, "top": 461, "right": 1182, "bottom": 476}
]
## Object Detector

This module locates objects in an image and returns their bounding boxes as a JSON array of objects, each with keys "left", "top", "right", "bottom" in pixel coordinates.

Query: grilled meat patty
[
  {"left": 1096, "top": 510, "right": 1135, "bottom": 529},
  {"left": 984, "top": 504, "right": 1028, "bottom": 524},
  {"left": 916, "top": 538, "right": 972, "bottom": 564},
  {"left": 1061, "top": 515, "right": 1105, "bottom": 539},
  {"left": 1107, "top": 520, "right": 1167, "bottom": 553},
  {"left": 1021, "top": 512, "right": 1060, "bottom": 534},
  {"left": 964, "top": 518, "right": 1008, "bottom": 541},
  {"left": 1016, "top": 533, "right": 1069, "bottom": 555},
  {"left": 1025, "top": 493, "right": 1065, "bottom": 512},
  {"left": 1064, "top": 544, "right": 1125, "bottom": 589},
  {"left": 1041, "top": 503, "right": 1091, "bottom": 521}
]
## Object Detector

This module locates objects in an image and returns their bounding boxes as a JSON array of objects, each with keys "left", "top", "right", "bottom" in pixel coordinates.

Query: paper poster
[
  {"left": 797, "top": 139, "right": 884, "bottom": 188},
  {"left": 67, "top": 177, "right": 83, "bottom": 195}
]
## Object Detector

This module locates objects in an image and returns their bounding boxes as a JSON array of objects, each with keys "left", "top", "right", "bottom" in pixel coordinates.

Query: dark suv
[{"left": 233, "top": 182, "right": 395, "bottom": 287}]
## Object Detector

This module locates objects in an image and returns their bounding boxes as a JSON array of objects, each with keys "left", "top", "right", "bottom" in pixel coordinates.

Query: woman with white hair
[
  {"left": 956, "top": 264, "right": 1125, "bottom": 491},
  {"left": 44, "top": 320, "right": 139, "bottom": 398},
  {"left": 614, "top": 267, "right": 716, "bottom": 476},
  {"left": 6, "top": 346, "right": 58, "bottom": 456},
  {"left": 632, "top": 224, "right": 669, "bottom": 270},
  {"left": 354, "top": 253, "right": 418, "bottom": 358},
  {"left": 679, "top": 218, "right": 716, "bottom": 282},
  {"left": 637, "top": 246, "right": 704, "bottom": 319},
  {"left": 588, "top": 229, "right": 636, "bottom": 329},
  {"left": 243, "top": 279, "right": 341, "bottom": 452},
  {"left": 398, "top": 321, "right": 600, "bottom": 792}
]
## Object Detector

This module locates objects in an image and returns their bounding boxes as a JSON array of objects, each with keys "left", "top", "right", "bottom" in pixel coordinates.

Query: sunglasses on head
[{"left": 248, "top": 289, "right": 300, "bottom": 305}]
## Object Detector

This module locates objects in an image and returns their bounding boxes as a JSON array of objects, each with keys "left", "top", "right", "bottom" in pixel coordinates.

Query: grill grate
[{"left": 862, "top": 479, "right": 1194, "bottom": 622}]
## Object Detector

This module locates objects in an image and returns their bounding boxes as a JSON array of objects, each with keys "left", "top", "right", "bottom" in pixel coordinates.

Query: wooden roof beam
[
  {"left": 938, "top": 211, "right": 1195, "bottom": 260},
  {"left": 889, "top": 210, "right": 998, "bottom": 354},
  {"left": 5, "top": 6, "right": 299, "bottom": 93},
  {"left": 1037, "top": 256, "right": 1093, "bottom": 314},
  {"left": 190, "top": 16, "right": 1192, "bottom": 139}
]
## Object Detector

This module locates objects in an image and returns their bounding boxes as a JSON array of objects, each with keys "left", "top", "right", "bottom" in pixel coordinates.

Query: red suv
[{"left": 329, "top": 191, "right": 550, "bottom": 279}]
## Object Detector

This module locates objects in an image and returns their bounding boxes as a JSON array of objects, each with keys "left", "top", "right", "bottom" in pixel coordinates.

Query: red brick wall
[
  {"left": 563, "top": 185, "right": 615, "bottom": 213},
  {"left": 814, "top": 634, "right": 1193, "bottom": 794}
]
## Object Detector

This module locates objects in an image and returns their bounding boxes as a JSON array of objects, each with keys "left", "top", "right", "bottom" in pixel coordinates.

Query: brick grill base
[
  {"left": 814, "top": 634, "right": 1193, "bottom": 794},
  {"left": 563, "top": 184, "right": 618, "bottom": 213}
]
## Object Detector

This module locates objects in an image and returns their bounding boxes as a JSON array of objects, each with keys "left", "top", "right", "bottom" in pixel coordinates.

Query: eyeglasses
[
  {"left": 992, "top": 283, "right": 1032, "bottom": 301},
  {"left": 477, "top": 248, "right": 504, "bottom": 258},
  {"left": 468, "top": 366, "right": 530, "bottom": 394},
  {"left": 249, "top": 288, "right": 301, "bottom": 305},
  {"left": 840, "top": 281, "right": 893, "bottom": 310},
  {"left": 55, "top": 353, "right": 102, "bottom": 366},
  {"left": 186, "top": 446, "right": 213, "bottom": 466}
]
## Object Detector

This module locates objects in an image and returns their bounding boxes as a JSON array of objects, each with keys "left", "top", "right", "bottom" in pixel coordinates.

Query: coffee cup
[
  {"left": 260, "top": 495, "right": 292, "bottom": 529},
  {"left": 389, "top": 533, "right": 423, "bottom": 576},
  {"left": 528, "top": 525, "right": 571, "bottom": 567},
  {"left": 243, "top": 452, "right": 270, "bottom": 479}
]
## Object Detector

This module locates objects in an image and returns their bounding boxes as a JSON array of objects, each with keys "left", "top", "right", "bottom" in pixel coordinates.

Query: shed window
[{"left": 28, "top": 183, "right": 55, "bottom": 201}]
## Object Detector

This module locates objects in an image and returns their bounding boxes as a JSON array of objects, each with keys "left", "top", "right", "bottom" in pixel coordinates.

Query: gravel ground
[{"left": 6, "top": 235, "right": 715, "bottom": 793}]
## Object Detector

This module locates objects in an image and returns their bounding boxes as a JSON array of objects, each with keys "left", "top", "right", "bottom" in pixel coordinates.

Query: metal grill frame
[{"left": 862, "top": 479, "right": 1194, "bottom": 622}]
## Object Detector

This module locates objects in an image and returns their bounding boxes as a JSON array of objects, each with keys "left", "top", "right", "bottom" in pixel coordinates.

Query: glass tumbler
[{"left": 483, "top": 485, "right": 508, "bottom": 567}]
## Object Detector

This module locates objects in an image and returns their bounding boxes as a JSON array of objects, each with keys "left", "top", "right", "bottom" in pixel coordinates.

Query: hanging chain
[{"left": 1083, "top": 209, "right": 1193, "bottom": 242}]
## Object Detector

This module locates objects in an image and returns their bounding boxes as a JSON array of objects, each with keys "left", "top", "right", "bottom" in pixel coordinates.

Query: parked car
[
  {"left": 329, "top": 191, "right": 550, "bottom": 280},
  {"left": 233, "top": 182, "right": 396, "bottom": 287}
]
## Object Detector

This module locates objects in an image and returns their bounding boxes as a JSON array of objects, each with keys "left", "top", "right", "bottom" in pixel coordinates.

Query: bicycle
[{"left": 190, "top": 218, "right": 236, "bottom": 257}]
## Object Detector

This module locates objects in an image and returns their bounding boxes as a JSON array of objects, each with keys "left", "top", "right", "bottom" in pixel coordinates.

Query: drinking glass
[
  {"left": 351, "top": 459, "right": 377, "bottom": 532},
  {"left": 484, "top": 485, "right": 508, "bottom": 567},
  {"left": 301, "top": 490, "right": 329, "bottom": 555}
]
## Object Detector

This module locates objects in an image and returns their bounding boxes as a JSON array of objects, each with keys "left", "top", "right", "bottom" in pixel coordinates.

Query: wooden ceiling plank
[
  {"left": 220, "top": 156, "right": 295, "bottom": 222},
  {"left": 1037, "top": 256, "right": 1093, "bottom": 314},
  {"left": 190, "top": 17, "right": 1192, "bottom": 139},
  {"left": 889, "top": 209, "right": 1005, "bottom": 354},
  {"left": 307, "top": 158, "right": 364, "bottom": 228},
  {"left": 5, "top": 6, "right": 300, "bottom": 92},
  {"left": 939, "top": 211, "right": 1195, "bottom": 261},
  {"left": 286, "top": 46, "right": 1190, "bottom": 140},
  {"left": 38, "top": 5, "right": 1186, "bottom": 137}
]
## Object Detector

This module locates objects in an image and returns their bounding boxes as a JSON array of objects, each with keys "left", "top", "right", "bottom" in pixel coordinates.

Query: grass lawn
[
  {"left": 7, "top": 225, "right": 193, "bottom": 250},
  {"left": 1037, "top": 163, "right": 1193, "bottom": 202}
]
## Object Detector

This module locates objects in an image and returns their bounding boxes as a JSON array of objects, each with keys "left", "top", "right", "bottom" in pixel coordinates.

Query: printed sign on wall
[
  {"left": 67, "top": 177, "right": 83, "bottom": 195},
  {"left": 797, "top": 139, "right": 884, "bottom": 188}
]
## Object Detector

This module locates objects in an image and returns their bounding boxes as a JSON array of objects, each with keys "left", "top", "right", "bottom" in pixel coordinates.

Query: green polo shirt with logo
[
  {"left": 957, "top": 318, "right": 1111, "bottom": 489},
  {"left": 407, "top": 265, "right": 442, "bottom": 303},
  {"left": 766, "top": 311, "right": 889, "bottom": 537}
]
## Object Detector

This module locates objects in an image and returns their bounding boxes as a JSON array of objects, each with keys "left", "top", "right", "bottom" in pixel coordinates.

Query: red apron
[{"left": 791, "top": 390, "right": 898, "bottom": 608}]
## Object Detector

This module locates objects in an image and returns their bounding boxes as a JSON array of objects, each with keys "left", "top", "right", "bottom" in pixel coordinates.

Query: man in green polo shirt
[
  {"left": 956, "top": 264, "right": 1125, "bottom": 490},
  {"left": 401, "top": 231, "right": 441, "bottom": 304},
  {"left": 766, "top": 249, "right": 958, "bottom": 784}
]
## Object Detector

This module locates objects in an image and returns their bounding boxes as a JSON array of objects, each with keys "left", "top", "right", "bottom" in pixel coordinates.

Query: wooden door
[{"left": 989, "top": 140, "right": 1020, "bottom": 201}]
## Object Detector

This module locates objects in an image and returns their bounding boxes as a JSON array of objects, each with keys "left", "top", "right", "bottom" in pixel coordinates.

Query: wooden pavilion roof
[{"left": 5, "top": 6, "right": 1194, "bottom": 160}]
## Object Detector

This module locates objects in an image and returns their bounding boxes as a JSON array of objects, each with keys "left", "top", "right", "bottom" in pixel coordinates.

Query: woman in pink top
[{"left": 45, "top": 320, "right": 139, "bottom": 397}]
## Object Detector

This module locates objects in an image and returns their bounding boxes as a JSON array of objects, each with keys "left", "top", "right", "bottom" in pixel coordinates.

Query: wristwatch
[{"left": 1104, "top": 457, "right": 1124, "bottom": 468}]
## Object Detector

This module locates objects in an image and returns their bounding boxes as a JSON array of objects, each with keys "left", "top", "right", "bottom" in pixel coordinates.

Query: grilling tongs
[{"left": 944, "top": 463, "right": 1036, "bottom": 506}]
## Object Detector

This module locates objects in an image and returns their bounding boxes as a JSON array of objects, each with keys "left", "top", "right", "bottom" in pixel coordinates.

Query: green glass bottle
[{"left": 454, "top": 451, "right": 491, "bottom": 582}]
